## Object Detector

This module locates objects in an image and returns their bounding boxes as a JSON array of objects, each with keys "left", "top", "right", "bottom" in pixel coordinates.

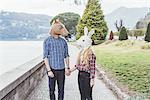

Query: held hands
[
  {"left": 47, "top": 68, "right": 71, "bottom": 77},
  {"left": 65, "top": 68, "right": 71, "bottom": 76}
]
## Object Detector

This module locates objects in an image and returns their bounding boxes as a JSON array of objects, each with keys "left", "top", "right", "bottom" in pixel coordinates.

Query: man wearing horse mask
[{"left": 43, "top": 18, "right": 70, "bottom": 100}]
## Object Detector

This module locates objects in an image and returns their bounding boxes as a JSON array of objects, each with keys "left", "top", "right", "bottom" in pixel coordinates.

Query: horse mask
[{"left": 50, "top": 18, "right": 69, "bottom": 36}]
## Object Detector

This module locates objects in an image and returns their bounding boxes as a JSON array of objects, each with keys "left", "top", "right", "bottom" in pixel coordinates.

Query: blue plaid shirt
[{"left": 43, "top": 36, "right": 69, "bottom": 70}]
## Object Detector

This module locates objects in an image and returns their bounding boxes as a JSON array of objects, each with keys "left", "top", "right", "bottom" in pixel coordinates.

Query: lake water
[{"left": 0, "top": 41, "right": 43, "bottom": 75}]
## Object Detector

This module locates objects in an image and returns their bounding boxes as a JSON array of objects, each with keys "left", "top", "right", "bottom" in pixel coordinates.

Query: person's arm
[
  {"left": 65, "top": 57, "right": 71, "bottom": 76},
  {"left": 70, "top": 51, "right": 81, "bottom": 72},
  {"left": 44, "top": 58, "right": 54, "bottom": 77},
  {"left": 43, "top": 40, "right": 54, "bottom": 77},
  {"left": 64, "top": 41, "right": 70, "bottom": 76},
  {"left": 44, "top": 58, "right": 51, "bottom": 71},
  {"left": 70, "top": 65, "right": 77, "bottom": 72},
  {"left": 89, "top": 53, "right": 96, "bottom": 87},
  {"left": 64, "top": 56, "right": 70, "bottom": 69},
  {"left": 64, "top": 40, "right": 70, "bottom": 67}
]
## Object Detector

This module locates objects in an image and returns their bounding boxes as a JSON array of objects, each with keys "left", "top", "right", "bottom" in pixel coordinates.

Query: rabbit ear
[
  {"left": 88, "top": 29, "right": 95, "bottom": 37},
  {"left": 84, "top": 26, "right": 88, "bottom": 36}
]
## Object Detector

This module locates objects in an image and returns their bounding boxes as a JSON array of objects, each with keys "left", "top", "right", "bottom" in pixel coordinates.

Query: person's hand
[
  {"left": 48, "top": 71, "right": 54, "bottom": 78},
  {"left": 65, "top": 68, "right": 71, "bottom": 76},
  {"left": 90, "top": 79, "right": 95, "bottom": 87}
]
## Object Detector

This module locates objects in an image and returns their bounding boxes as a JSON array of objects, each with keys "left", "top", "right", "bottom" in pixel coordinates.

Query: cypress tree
[
  {"left": 119, "top": 27, "right": 128, "bottom": 40},
  {"left": 76, "top": 0, "right": 108, "bottom": 44},
  {"left": 145, "top": 22, "right": 150, "bottom": 42}
]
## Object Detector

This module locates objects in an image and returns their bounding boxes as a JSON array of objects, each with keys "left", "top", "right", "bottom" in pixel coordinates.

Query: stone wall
[{"left": 0, "top": 56, "right": 46, "bottom": 100}]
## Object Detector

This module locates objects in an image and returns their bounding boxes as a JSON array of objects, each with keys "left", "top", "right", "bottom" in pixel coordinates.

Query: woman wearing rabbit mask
[{"left": 70, "top": 26, "right": 96, "bottom": 100}]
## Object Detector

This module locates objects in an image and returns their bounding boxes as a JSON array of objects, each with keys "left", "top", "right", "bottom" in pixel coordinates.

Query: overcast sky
[{"left": 0, "top": 0, "right": 149, "bottom": 16}]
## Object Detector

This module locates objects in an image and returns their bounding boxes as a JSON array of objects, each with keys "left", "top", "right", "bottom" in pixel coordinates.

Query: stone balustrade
[{"left": 0, "top": 56, "right": 46, "bottom": 100}]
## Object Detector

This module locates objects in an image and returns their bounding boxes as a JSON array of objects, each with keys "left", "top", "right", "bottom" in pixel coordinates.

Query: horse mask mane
[{"left": 50, "top": 18, "right": 69, "bottom": 36}]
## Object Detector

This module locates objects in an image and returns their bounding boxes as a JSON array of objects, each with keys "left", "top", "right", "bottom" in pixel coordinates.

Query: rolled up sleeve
[
  {"left": 90, "top": 54, "right": 96, "bottom": 79},
  {"left": 43, "top": 40, "right": 49, "bottom": 59},
  {"left": 64, "top": 41, "right": 69, "bottom": 58}
]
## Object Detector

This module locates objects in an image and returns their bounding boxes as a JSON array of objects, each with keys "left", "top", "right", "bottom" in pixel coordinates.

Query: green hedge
[
  {"left": 128, "top": 29, "right": 146, "bottom": 37},
  {"left": 114, "top": 29, "right": 146, "bottom": 37}
]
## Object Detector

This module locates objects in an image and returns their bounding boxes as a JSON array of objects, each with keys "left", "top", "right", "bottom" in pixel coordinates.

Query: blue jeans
[{"left": 48, "top": 69, "right": 65, "bottom": 100}]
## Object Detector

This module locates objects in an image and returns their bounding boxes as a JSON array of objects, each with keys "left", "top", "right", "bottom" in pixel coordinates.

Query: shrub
[
  {"left": 119, "top": 27, "right": 128, "bottom": 40},
  {"left": 145, "top": 22, "right": 150, "bottom": 42},
  {"left": 141, "top": 42, "right": 150, "bottom": 49},
  {"left": 93, "top": 40, "right": 105, "bottom": 45},
  {"left": 128, "top": 29, "right": 145, "bottom": 37}
]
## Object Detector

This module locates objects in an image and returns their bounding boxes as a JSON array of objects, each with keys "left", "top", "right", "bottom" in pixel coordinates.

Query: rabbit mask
[{"left": 76, "top": 26, "right": 95, "bottom": 50}]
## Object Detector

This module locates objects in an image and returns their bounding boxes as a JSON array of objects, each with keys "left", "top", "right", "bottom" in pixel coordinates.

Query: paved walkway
[{"left": 27, "top": 45, "right": 117, "bottom": 100}]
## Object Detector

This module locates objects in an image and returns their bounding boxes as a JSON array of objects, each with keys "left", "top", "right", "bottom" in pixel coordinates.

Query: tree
[
  {"left": 109, "top": 31, "right": 114, "bottom": 40},
  {"left": 145, "top": 22, "right": 150, "bottom": 42},
  {"left": 115, "top": 19, "right": 123, "bottom": 32},
  {"left": 50, "top": 12, "right": 80, "bottom": 36},
  {"left": 76, "top": 0, "right": 108, "bottom": 44},
  {"left": 119, "top": 27, "right": 128, "bottom": 40},
  {"left": 135, "top": 11, "right": 150, "bottom": 29}
]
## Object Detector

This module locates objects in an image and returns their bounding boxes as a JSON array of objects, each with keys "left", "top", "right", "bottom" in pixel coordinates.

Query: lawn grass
[{"left": 93, "top": 40, "right": 150, "bottom": 94}]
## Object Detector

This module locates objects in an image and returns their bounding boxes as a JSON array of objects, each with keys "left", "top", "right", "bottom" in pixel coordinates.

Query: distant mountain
[
  {"left": 105, "top": 7, "right": 149, "bottom": 31},
  {"left": 135, "top": 12, "right": 150, "bottom": 29},
  {"left": 0, "top": 11, "right": 53, "bottom": 40},
  {"left": 0, "top": 7, "right": 149, "bottom": 40}
]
